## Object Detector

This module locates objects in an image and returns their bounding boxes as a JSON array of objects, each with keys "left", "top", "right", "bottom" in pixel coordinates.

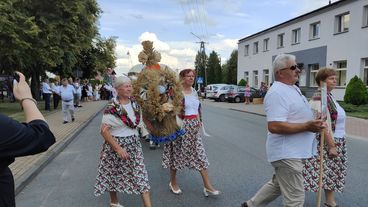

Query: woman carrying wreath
[
  {"left": 162, "top": 69, "right": 220, "bottom": 197},
  {"left": 94, "top": 76, "right": 152, "bottom": 207}
]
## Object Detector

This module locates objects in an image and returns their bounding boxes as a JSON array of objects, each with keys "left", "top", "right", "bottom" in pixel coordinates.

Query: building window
[
  {"left": 363, "top": 58, "right": 368, "bottom": 86},
  {"left": 335, "top": 12, "right": 350, "bottom": 33},
  {"left": 253, "top": 42, "right": 259, "bottom": 54},
  {"left": 253, "top": 70, "right": 258, "bottom": 88},
  {"left": 277, "top": 33, "right": 284, "bottom": 48},
  {"left": 244, "top": 71, "right": 249, "bottom": 84},
  {"left": 263, "top": 69, "right": 269, "bottom": 86},
  {"left": 309, "top": 22, "right": 320, "bottom": 39},
  {"left": 244, "top": 45, "right": 249, "bottom": 56},
  {"left": 309, "top": 64, "right": 320, "bottom": 86},
  {"left": 363, "top": 5, "right": 368, "bottom": 27},
  {"left": 263, "top": 38, "right": 269, "bottom": 52},
  {"left": 291, "top": 28, "right": 301, "bottom": 44},
  {"left": 334, "top": 60, "right": 347, "bottom": 86}
]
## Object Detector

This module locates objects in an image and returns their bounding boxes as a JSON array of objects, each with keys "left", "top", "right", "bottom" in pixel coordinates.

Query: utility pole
[{"left": 191, "top": 32, "right": 208, "bottom": 86}]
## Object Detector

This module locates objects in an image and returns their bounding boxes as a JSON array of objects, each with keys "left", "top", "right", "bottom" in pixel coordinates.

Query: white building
[{"left": 237, "top": 0, "right": 368, "bottom": 100}]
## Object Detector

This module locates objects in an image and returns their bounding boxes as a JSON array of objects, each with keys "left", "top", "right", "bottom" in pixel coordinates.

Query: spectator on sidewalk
[
  {"left": 41, "top": 78, "right": 52, "bottom": 111},
  {"left": 244, "top": 84, "right": 251, "bottom": 104},
  {"left": 0, "top": 72, "right": 55, "bottom": 207},
  {"left": 303, "top": 68, "right": 347, "bottom": 207},
  {"left": 94, "top": 76, "right": 152, "bottom": 207},
  {"left": 51, "top": 80, "right": 60, "bottom": 109},
  {"left": 259, "top": 82, "right": 268, "bottom": 98},
  {"left": 58, "top": 78, "right": 76, "bottom": 124},
  {"left": 162, "top": 69, "right": 220, "bottom": 197},
  {"left": 241, "top": 54, "right": 325, "bottom": 207},
  {"left": 73, "top": 78, "right": 82, "bottom": 107}
]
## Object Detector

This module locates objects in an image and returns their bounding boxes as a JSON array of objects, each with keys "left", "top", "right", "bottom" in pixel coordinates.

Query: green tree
[
  {"left": 75, "top": 36, "right": 117, "bottom": 79},
  {"left": 238, "top": 79, "right": 246, "bottom": 86},
  {"left": 225, "top": 50, "right": 238, "bottom": 85},
  {"left": 344, "top": 76, "right": 368, "bottom": 105},
  {"left": 0, "top": 0, "right": 101, "bottom": 99},
  {"left": 194, "top": 51, "right": 207, "bottom": 86},
  {"left": 206, "top": 51, "right": 221, "bottom": 84}
]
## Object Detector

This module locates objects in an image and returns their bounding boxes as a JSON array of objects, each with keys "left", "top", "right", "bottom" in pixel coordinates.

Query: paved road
[{"left": 16, "top": 105, "right": 368, "bottom": 207}]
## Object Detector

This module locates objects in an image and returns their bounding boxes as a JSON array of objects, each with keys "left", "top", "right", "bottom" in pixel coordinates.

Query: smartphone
[{"left": 10, "top": 72, "right": 20, "bottom": 88}]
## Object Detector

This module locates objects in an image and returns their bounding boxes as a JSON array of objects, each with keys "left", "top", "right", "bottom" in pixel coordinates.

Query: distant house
[{"left": 237, "top": 0, "right": 368, "bottom": 100}]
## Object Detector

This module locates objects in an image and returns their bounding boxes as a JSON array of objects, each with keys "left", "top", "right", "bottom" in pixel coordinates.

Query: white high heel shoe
[
  {"left": 169, "top": 182, "right": 182, "bottom": 194},
  {"left": 203, "top": 188, "right": 221, "bottom": 197},
  {"left": 110, "top": 203, "right": 124, "bottom": 207}
]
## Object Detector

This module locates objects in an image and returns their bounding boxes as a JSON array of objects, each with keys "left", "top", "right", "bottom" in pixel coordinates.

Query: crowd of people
[{"left": 0, "top": 53, "right": 349, "bottom": 207}]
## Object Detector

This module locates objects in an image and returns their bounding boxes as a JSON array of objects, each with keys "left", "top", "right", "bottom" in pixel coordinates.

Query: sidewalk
[
  {"left": 202, "top": 99, "right": 368, "bottom": 140},
  {"left": 11, "top": 100, "right": 107, "bottom": 194}
]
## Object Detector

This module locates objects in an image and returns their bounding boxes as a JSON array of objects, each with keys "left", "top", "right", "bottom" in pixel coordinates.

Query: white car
[{"left": 206, "top": 84, "right": 236, "bottom": 102}]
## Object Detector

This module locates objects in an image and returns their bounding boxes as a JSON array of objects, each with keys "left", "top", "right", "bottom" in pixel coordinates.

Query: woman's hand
[
  {"left": 116, "top": 147, "right": 130, "bottom": 160},
  {"left": 13, "top": 71, "right": 33, "bottom": 100},
  {"left": 328, "top": 146, "right": 338, "bottom": 158}
]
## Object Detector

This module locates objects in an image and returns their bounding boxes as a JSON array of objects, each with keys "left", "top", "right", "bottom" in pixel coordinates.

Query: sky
[{"left": 97, "top": 0, "right": 339, "bottom": 75}]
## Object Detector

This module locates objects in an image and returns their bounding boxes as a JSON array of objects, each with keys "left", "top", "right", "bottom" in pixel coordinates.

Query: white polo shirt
[
  {"left": 264, "top": 81, "right": 316, "bottom": 162},
  {"left": 58, "top": 85, "right": 76, "bottom": 101}
]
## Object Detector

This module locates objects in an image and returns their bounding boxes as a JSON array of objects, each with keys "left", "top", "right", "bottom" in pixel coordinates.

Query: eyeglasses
[{"left": 280, "top": 65, "right": 299, "bottom": 71}]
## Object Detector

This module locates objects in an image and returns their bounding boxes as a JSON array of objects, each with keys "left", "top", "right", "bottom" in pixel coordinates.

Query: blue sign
[{"left": 197, "top": 76, "right": 203, "bottom": 84}]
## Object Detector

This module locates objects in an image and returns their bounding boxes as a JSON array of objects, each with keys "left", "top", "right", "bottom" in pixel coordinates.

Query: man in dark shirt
[{"left": 0, "top": 72, "right": 55, "bottom": 207}]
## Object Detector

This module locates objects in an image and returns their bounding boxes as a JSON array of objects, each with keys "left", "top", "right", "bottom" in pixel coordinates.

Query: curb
[
  {"left": 229, "top": 108, "right": 266, "bottom": 117},
  {"left": 14, "top": 104, "right": 106, "bottom": 195}
]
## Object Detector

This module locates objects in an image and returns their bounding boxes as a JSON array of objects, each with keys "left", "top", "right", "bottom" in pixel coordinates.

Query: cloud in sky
[{"left": 98, "top": 0, "right": 341, "bottom": 76}]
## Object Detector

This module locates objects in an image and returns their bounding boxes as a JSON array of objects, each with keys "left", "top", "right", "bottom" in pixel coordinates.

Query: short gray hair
[
  {"left": 113, "top": 76, "right": 131, "bottom": 88},
  {"left": 272, "top": 54, "right": 296, "bottom": 75}
]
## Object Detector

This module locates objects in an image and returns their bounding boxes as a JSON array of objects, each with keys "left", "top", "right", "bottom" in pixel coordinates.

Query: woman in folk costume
[
  {"left": 303, "top": 68, "right": 347, "bottom": 207},
  {"left": 162, "top": 69, "right": 220, "bottom": 197},
  {"left": 94, "top": 76, "right": 152, "bottom": 207}
]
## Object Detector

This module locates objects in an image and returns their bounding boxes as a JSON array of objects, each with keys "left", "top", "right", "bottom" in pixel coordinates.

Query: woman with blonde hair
[
  {"left": 303, "top": 67, "right": 348, "bottom": 207},
  {"left": 94, "top": 76, "right": 152, "bottom": 207},
  {"left": 162, "top": 69, "right": 220, "bottom": 197}
]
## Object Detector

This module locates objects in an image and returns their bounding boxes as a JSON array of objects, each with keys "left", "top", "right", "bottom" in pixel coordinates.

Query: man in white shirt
[
  {"left": 241, "top": 54, "right": 325, "bottom": 207},
  {"left": 58, "top": 78, "right": 76, "bottom": 124},
  {"left": 42, "top": 78, "right": 52, "bottom": 111}
]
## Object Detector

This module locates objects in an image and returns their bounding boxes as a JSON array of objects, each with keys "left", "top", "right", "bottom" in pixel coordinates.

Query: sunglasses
[{"left": 280, "top": 65, "right": 299, "bottom": 71}]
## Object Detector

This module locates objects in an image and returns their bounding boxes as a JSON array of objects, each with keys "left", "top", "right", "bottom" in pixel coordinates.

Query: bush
[
  {"left": 344, "top": 76, "right": 368, "bottom": 105},
  {"left": 238, "top": 79, "right": 247, "bottom": 86}
]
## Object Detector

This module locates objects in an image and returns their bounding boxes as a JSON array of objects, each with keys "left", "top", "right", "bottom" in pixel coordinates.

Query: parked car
[
  {"left": 226, "top": 86, "right": 245, "bottom": 103},
  {"left": 206, "top": 84, "right": 230, "bottom": 101},
  {"left": 226, "top": 86, "right": 258, "bottom": 103}
]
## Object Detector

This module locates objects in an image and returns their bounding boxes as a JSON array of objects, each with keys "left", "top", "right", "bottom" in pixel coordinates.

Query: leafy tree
[
  {"left": 238, "top": 79, "right": 246, "bottom": 86},
  {"left": 0, "top": 0, "right": 101, "bottom": 99},
  {"left": 225, "top": 50, "right": 237, "bottom": 85},
  {"left": 194, "top": 51, "right": 207, "bottom": 86},
  {"left": 75, "top": 36, "right": 117, "bottom": 79},
  {"left": 344, "top": 76, "right": 368, "bottom": 105},
  {"left": 206, "top": 51, "right": 221, "bottom": 84}
]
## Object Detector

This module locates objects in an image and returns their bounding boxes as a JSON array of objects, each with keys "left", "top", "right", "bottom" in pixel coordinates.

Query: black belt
[{"left": 63, "top": 99, "right": 73, "bottom": 102}]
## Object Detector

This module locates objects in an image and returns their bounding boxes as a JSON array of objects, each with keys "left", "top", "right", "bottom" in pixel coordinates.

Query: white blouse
[
  {"left": 332, "top": 97, "right": 346, "bottom": 138},
  {"left": 184, "top": 88, "right": 200, "bottom": 116}
]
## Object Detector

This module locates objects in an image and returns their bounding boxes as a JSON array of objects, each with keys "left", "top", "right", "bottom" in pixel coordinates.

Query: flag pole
[{"left": 317, "top": 81, "right": 327, "bottom": 207}]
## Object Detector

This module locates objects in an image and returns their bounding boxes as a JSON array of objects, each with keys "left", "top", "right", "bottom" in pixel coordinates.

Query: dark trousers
[
  {"left": 0, "top": 167, "right": 15, "bottom": 207},
  {"left": 53, "top": 94, "right": 60, "bottom": 109},
  {"left": 43, "top": 93, "right": 51, "bottom": 110}
]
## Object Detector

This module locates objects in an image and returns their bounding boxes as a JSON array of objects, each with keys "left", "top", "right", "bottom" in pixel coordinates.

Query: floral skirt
[
  {"left": 303, "top": 137, "right": 347, "bottom": 192},
  {"left": 162, "top": 118, "right": 209, "bottom": 171},
  {"left": 94, "top": 135, "right": 150, "bottom": 196}
]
